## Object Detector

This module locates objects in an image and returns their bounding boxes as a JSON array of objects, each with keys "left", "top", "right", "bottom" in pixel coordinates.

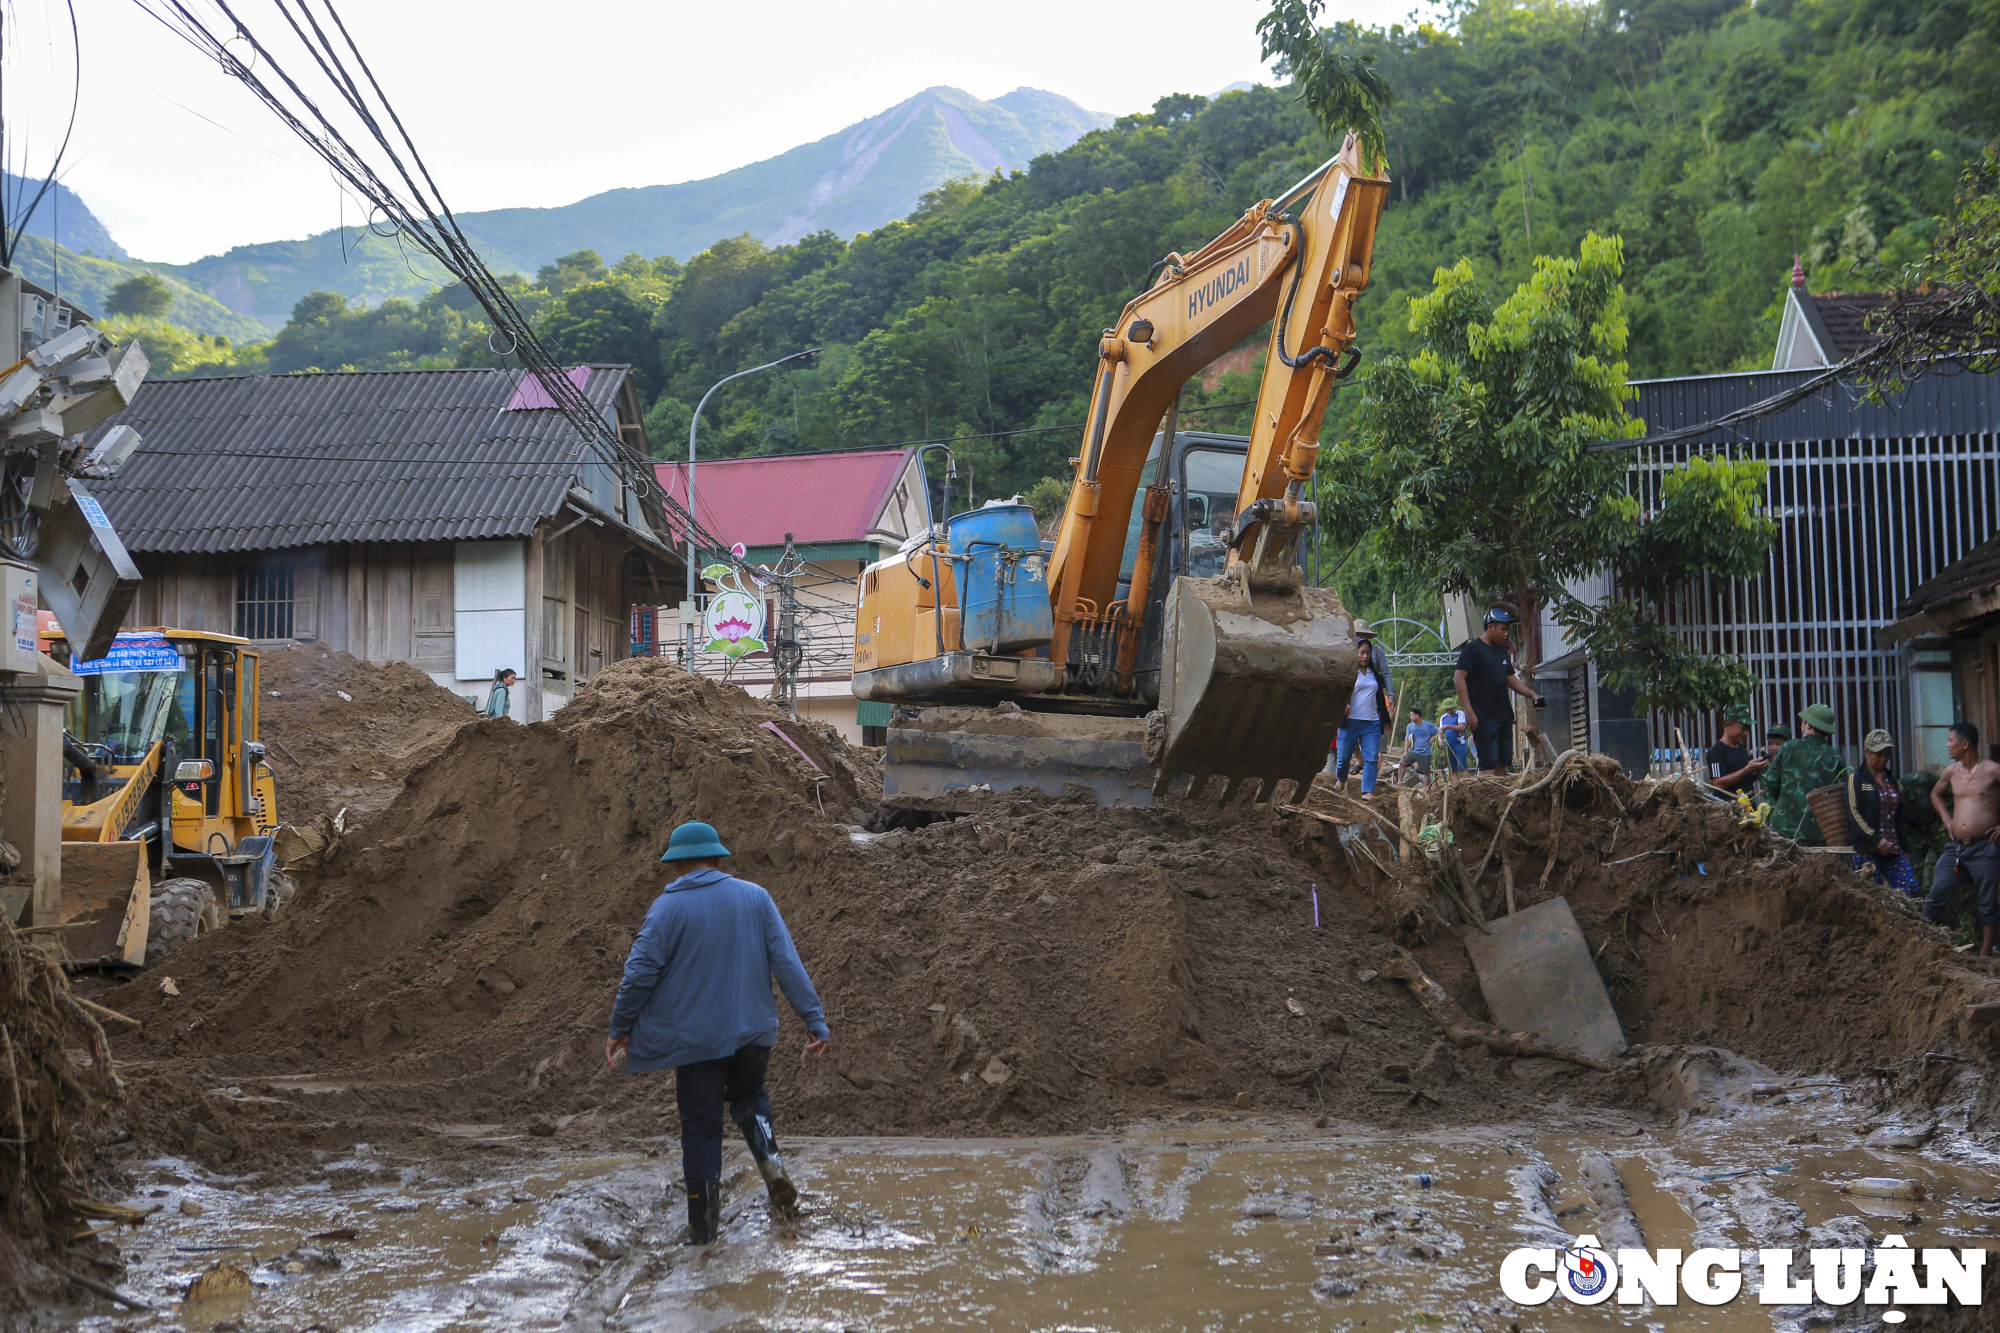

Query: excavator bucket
[
  {"left": 1152, "top": 576, "right": 1357, "bottom": 803},
  {"left": 58, "top": 840, "right": 151, "bottom": 968}
]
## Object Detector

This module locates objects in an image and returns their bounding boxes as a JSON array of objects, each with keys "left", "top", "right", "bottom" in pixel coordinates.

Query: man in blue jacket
[{"left": 605, "top": 821, "right": 830, "bottom": 1245}]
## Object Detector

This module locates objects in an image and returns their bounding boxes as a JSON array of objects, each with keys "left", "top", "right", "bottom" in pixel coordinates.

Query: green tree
[
  {"left": 1863, "top": 143, "right": 2000, "bottom": 391},
  {"left": 1328, "top": 233, "right": 1775, "bottom": 712},
  {"left": 540, "top": 281, "right": 661, "bottom": 397},
  {"left": 104, "top": 272, "right": 173, "bottom": 319},
  {"left": 1258, "top": 0, "right": 1394, "bottom": 166},
  {"left": 536, "top": 250, "right": 609, "bottom": 295}
]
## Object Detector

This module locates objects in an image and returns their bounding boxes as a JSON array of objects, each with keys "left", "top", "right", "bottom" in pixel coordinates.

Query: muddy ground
[
  {"left": 91, "top": 657, "right": 2000, "bottom": 1154},
  {"left": 19, "top": 655, "right": 2000, "bottom": 1324}
]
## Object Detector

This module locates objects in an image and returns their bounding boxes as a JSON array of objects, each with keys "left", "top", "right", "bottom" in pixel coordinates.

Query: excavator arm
[
  {"left": 1047, "top": 136, "right": 1390, "bottom": 802},
  {"left": 1047, "top": 136, "right": 1388, "bottom": 646}
]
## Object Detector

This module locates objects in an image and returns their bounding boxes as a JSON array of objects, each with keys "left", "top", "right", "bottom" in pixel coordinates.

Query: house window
[{"left": 234, "top": 562, "right": 295, "bottom": 640}]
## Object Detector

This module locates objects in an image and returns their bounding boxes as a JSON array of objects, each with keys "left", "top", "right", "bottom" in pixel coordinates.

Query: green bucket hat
[
  {"left": 661, "top": 820, "right": 731, "bottom": 863},
  {"left": 1723, "top": 704, "right": 1754, "bottom": 726},
  {"left": 1799, "top": 703, "right": 1838, "bottom": 734}
]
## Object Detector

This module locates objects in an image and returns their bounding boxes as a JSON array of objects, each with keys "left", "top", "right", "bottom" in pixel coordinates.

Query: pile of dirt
[
  {"left": 256, "top": 644, "right": 473, "bottom": 827},
  {"left": 96, "top": 664, "right": 2000, "bottom": 1166}
]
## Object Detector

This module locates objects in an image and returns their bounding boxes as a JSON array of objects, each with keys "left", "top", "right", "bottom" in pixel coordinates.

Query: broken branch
[{"left": 1379, "top": 945, "right": 1612, "bottom": 1071}]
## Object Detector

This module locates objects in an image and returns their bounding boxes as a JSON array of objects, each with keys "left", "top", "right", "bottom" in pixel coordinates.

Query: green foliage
[
  {"left": 1258, "top": 0, "right": 1395, "bottom": 168},
  {"left": 1023, "top": 476, "right": 1070, "bottom": 530},
  {"left": 97, "top": 316, "right": 266, "bottom": 378},
  {"left": 264, "top": 291, "right": 467, "bottom": 374},
  {"left": 105, "top": 272, "right": 173, "bottom": 319},
  {"left": 1331, "top": 234, "right": 1771, "bottom": 712},
  {"left": 210, "top": 0, "right": 1994, "bottom": 495}
]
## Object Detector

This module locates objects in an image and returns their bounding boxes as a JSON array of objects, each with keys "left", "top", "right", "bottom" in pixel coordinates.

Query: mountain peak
[{"left": 166, "top": 88, "right": 1113, "bottom": 327}]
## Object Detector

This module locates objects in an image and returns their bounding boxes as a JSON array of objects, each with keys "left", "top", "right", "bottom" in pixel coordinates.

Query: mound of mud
[
  {"left": 257, "top": 644, "right": 472, "bottom": 826},
  {"left": 103, "top": 670, "right": 2000, "bottom": 1163}
]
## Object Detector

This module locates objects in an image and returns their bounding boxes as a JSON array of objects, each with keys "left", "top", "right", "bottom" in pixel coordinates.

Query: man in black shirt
[
  {"left": 1705, "top": 704, "right": 1767, "bottom": 792},
  {"left": 1452, "top": 607, "right": 1545, "bottom": 773}
]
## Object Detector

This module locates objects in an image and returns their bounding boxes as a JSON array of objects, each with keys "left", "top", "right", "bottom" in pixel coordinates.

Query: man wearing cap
[
  {"left": 1704, "top": 705, "right": 1767, "bottom": 793},
  {"left": 1452, "top": 607, "right": 1544, "bottom": 774},
  {"left": 1438, "top": 697, "right": 1470, "bottom": 776},
  {"left": 606, "top": 820, "right": 830, "bottom": 1245},
  {"left": 1847, "top": 729, "right": 1919, "bottom": 897},
  {"left": 1762, "top": 704, "right": 1851, "bottom": 843}
]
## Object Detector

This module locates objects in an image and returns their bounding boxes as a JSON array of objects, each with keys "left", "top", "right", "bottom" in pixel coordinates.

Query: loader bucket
[
  {"left": 59, "top": 840, "right": 151, "bottom": 968},
  {"left": 1153, "top": 576, "right": 1357, "bottom": 803}
]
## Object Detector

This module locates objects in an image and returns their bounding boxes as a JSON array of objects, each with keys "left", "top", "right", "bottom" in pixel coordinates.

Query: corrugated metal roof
[
  {"left": 1898, "top": 531, "right": 2000, "bottom": 619},
  {"left": 1629, "top": 368, "right": 2000, "bottom": 447},
  {"left": 86, "top": 366, "right": 630, "bottom": 554},
  {"left": 655, "top": 449, "right": 915, "bottom": 549}
]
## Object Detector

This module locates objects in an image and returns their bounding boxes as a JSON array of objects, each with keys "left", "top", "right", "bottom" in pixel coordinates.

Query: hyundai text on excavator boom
[{"left": 853, "top": 137, "right": 1389, "bottom": 807}]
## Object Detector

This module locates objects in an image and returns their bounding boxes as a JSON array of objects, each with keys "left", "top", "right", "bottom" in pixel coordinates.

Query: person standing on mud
[
  {"left": 1705, "top": 705, "right": 1767, "bottom": 792},
  {"left": 1438, "top": 698, "right": 1470, "bottom": 776},
  {"left": 1401, "top": 705, "right": 1439, "bottom": 789},
  {"left": 1847, "top": 730, "right": 1920, "bottom": 898},
  {"left": 605, "top": 820, "right": 830, "bottom": 1244},
  {"left": 484, "top": 668, "right": 517, "bottom": 719},
  {"left": 1452, "top": 607, "right": 1543, "bottom": 774},
  {"left": 1923, "top": 723, "right": 2000, "bottom": 955},
  {"left": 1327, "top": 626, "right": 1394, "bottom": 796},
  {"left": 1761, "top": 704, "right": 1850, "bottom": 843}
]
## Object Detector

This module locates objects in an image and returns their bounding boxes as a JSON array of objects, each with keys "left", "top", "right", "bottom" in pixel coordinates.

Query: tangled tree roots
[{"left": 0, "top": 916, "right": 120, "bottom": 1253}]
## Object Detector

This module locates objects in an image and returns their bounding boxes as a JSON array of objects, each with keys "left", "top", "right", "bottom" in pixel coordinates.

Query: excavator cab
[{"left": 50, "top": 626, "right": 284, "bottom": 969}]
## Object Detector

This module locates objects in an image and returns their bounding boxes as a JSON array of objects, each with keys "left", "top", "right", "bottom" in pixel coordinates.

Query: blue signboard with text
[{"left": 72, "top": 632, "right": 184, "bottom": 675}]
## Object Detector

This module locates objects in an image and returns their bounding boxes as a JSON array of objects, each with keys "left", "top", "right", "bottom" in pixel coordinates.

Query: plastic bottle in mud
[
  {"left": 1403, "top": 1173, "right": 1436, "bottom": 1189},
  {"left": 1839, "top": 1178, "right": 1924, "bottom": 1199}
]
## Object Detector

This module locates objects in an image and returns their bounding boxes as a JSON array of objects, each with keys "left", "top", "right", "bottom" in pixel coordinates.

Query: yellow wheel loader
[
  {"left": 47, "top": 626, "right": 286, "bottom": 970},
  {"left": 854, "top": 137, "right": 1390, "bottom": 808}
]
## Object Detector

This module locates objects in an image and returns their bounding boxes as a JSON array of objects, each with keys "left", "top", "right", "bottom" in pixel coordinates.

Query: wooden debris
[{"left": 1379, "top": 945, "right": 1613, "bottom": 1071}]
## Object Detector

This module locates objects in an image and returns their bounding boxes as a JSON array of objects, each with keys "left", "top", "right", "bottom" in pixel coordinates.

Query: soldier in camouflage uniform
[{"left": 1763, "top": 703, "right": 1851, "bottom": 844}]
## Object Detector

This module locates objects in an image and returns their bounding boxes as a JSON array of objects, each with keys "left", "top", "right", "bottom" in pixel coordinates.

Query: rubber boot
[
  {"left": 742, "top": 1112, "right": 799, "bottom": 1216},
  {"left": 684, "top": 1179, "right": 721, "bottom": 1245}
]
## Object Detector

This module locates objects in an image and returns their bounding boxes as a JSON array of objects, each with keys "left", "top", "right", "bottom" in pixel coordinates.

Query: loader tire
[{"left": 147, "top": 879, "right": 222, "bottom": 967}]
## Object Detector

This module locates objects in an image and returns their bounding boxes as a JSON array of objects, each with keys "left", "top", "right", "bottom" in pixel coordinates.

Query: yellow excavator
[
  {"left": 854, "top": 136, "right": 1389, "bottom": 807},
  {"left": 48, "top": 625, "right": 287, "bottom": 969}
]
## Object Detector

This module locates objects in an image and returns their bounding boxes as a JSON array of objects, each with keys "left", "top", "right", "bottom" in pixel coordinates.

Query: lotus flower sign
[{"left": 701, "top": 563, "right": 767, "bottom": 659}]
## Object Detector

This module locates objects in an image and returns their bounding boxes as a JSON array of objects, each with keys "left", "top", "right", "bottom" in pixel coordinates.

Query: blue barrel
[{"left": 947, "top": 504, "right": 1053, "bottom": 653}]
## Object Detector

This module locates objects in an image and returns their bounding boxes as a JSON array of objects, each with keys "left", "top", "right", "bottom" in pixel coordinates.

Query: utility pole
[
  {"left": 683, "top": 349, "right": 819, "bottom": 662},
  {"left": 771, "top": 533, "right": 802, "bottom": 717}
]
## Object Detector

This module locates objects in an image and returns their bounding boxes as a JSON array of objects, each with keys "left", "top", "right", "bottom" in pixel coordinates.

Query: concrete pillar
[{"left": 1, "top": 656, "right": 81, "bottom": 927}]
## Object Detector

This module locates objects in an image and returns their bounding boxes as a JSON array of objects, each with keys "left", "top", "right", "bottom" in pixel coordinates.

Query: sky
[{"left": 9, "top": 0, "right": 1429, "bottom": 265}]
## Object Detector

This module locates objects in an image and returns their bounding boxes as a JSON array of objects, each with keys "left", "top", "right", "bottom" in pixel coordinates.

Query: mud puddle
[{"left": 74, "top": 1085, "right": 2000, "bottom": 1331}]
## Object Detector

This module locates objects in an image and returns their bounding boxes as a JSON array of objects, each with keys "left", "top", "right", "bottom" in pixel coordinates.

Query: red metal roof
[{"left": 655, "top": 449, "right": 914, "bottom": 549}]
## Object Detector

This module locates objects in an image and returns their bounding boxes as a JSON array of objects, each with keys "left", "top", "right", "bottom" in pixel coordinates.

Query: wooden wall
[
  {"left": 130, "top": 542, "right": 459, "bottom": 670},
  {"left": 129, "top": 528, "right": 650, "bottom": 720}
]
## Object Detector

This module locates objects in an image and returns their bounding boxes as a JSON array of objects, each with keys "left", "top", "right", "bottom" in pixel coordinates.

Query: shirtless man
[{"left": 1924, "top": 722, "right": 2000, "bottom": 955}]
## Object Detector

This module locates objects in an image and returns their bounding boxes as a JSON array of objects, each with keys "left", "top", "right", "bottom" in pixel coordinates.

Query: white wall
[{"left": 454, "top": 540, "right": 527, "bottom": 686}]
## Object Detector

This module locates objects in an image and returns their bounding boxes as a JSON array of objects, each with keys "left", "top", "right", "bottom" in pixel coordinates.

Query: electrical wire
[
  {"left": 119, "top": 401, "right": 1271, "bottom": 466},
  {"left": 0, "top": 0, "right": 81, "bottom": 267},
  {"left": 125, "top": 0, "right": 747, "bottom": 568}
]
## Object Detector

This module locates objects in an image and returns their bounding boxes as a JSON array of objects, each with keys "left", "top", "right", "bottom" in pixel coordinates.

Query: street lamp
[{"left": 683, "top": 348, "right": 820, "bottom": 660}]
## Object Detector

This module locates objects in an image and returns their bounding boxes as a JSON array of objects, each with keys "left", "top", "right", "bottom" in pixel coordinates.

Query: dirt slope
[
  {"left": 256, "top": 643, "right": 472, "bottom": 826},
  {"left": 96, "top": 659, "right": 2000, "bottom": 1171}
]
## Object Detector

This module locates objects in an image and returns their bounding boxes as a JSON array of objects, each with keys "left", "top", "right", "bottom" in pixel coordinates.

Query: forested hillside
[{"left": 152, "top": 0, "right": 1997, "bottom": 505}]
